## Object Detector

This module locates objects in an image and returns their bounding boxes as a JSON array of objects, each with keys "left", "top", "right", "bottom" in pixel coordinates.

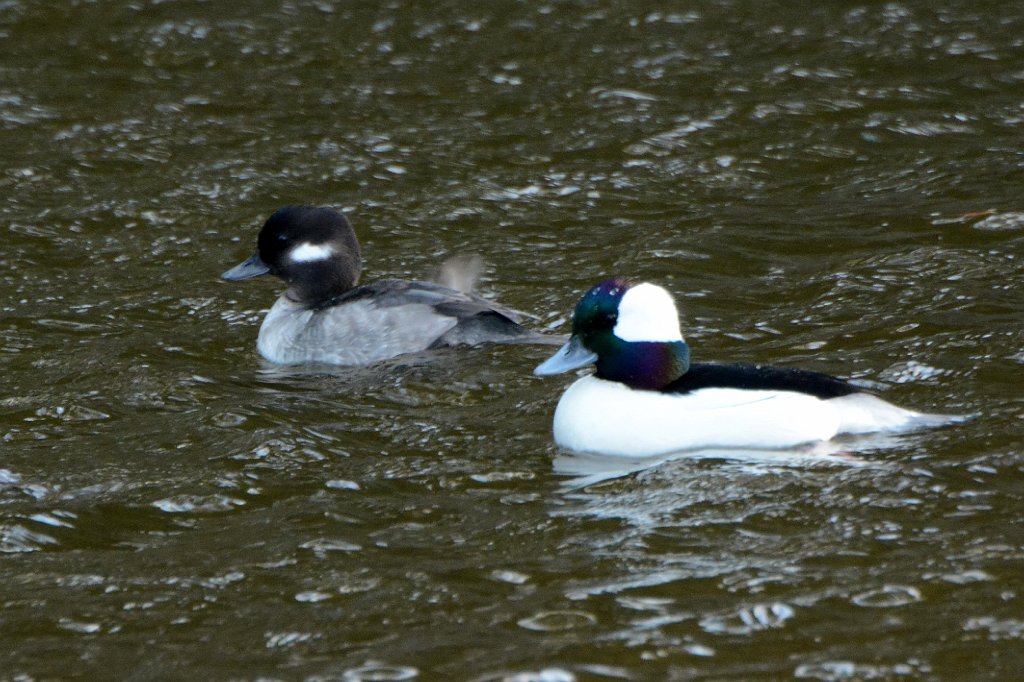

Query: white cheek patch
[
  {"left": 289, "top": 242, "right": 335, "bottom": 263},
  {"left": 613, "top": 283, "right": 684, "bottom": 342}
]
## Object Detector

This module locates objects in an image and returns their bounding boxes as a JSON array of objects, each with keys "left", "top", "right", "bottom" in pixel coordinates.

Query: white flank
[
  {"left": 289, "top": 242, "right": 335, "bottom": 263},
  {"left": 550, "top": 377, "right": 839, "bottom": 457},
  {"left": 548, "top": 376, "right": 967, "bottom": 458},
  {"left": 613, "top": 283, "right": 684, "bottom": 342}
]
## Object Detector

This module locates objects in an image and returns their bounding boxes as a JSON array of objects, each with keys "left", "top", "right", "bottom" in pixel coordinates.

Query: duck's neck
[
  {"left": 595, "top": 340, "right": 690, "bottom": 391},
  {"left": 285, "top": 261, "right": 360, "bottom": 308}
]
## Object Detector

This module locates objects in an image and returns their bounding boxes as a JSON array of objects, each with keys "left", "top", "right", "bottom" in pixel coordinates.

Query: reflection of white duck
[{"left": 535, "top": 278, "right": 967, "bottom": 458}]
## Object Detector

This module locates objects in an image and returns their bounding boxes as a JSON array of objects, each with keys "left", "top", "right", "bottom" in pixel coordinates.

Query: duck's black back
[{"left": 664, "top": 362, "right": 862, "bottom": 399}]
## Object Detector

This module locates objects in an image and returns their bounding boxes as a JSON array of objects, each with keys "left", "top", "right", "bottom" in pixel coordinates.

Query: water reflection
[{"left": 552, "top": 434, "right": 901, "bottom": 489}]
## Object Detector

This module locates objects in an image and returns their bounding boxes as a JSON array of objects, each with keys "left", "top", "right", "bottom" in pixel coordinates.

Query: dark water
[{"left": 2, "top": 1, "right": 1022, "bottom": 679}]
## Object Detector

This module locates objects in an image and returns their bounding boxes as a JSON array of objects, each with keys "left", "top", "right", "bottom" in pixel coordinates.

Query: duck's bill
[
  {"left": 222, "top": 253, "right": 270, "bottom": 281},
  {"left": 534, "top": 335, "right": 597, "bottom": 376}
]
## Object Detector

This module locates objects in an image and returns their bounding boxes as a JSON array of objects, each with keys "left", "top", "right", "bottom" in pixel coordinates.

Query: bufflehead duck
[
  {"left": 534, "top": 278, "right": 965, "bottom": 457},
  {"left": 222, "top": 205, "right": 556, "bottom": 365}
]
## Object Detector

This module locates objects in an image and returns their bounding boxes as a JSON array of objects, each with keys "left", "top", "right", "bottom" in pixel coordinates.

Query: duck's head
[
  {"left": 535, "top": 278, "right": 690, "bottom": 390},
  {"left": 222, "top": 205, "right": 362, "bottom": 305}
]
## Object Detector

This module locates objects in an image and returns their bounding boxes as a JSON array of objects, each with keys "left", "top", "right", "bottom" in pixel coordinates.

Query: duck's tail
[
  {"left": 435, "top": 254, "right": 484, "bottom": 294},
  {"left": 832, "top": 392, "right": 976, "bottom": 435}
]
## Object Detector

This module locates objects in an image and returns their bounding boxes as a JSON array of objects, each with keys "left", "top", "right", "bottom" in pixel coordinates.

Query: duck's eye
[{"left": 276, "top": 233, "right": 289, "bottom": 243}]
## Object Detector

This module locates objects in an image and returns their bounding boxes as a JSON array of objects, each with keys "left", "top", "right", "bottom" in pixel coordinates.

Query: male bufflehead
[
  {"left": 534, "top": 278, "right": 965, "bottom": 457},
  {"left": 222, "top": 205, "right": 556, "bottom": 365}
]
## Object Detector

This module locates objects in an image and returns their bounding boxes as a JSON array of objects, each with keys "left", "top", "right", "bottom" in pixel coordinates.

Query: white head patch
[
  {"left": 289, "top": 242, "right": 335, "bottom": 263},
  {"left": 613, "top": 283, "right": 684, "bottom": 342}
]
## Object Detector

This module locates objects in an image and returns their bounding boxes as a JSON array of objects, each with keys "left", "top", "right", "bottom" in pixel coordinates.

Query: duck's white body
[
  {"left": 550, "top": 375, "right": 948, "bottom": 458},
  {"left": 535, "top": 278, "right": 967, "bottom": 459}
]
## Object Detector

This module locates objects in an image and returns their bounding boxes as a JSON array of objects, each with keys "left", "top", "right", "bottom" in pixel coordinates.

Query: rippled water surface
[{"left": 2, "top": 1, "right": 1023, "bottom": 679}]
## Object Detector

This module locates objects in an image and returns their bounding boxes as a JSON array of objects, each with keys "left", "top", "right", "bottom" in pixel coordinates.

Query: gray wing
[{"left": 322, "top": 279, "right": 561, "bottom": 347}]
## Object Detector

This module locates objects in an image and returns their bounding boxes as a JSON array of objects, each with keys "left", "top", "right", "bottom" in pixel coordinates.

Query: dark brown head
[{"left": 222, "top": 205, "right": 362, "bottom": 305}]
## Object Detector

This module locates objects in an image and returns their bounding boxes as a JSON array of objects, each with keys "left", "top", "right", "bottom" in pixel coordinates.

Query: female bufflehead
[
  {"left": 223, "top": 205, "right": 556, "bottom": 365},
  {"left": 534, "top": 278, "right": 963, "bottom": 457}
]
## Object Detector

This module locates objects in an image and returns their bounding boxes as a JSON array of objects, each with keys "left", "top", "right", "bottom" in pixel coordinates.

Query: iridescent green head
[{"left": 535, "top": 278, "right": 690, "bottom": 390}]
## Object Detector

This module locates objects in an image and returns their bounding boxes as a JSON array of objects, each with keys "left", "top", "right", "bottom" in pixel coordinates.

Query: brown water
[{"left": 2, "top": 1, "right": 1022, "bottom": 679}]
